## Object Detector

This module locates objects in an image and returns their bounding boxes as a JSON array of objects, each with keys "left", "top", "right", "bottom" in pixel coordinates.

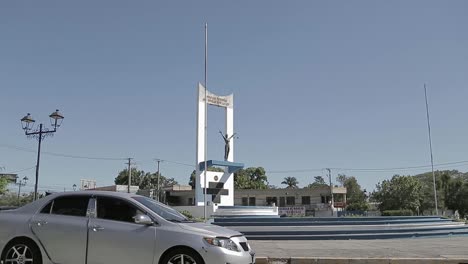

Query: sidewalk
[{"left": 250, "top": 236, "right": 468, "bottom": 263}]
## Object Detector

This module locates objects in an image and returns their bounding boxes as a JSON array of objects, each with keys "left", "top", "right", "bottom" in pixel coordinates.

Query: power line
[
  {"left": 267, "top": 160, "right": 468, "bottom": 174},
  {"left": 331, "top": 160, "right": 468, "bottom": 172},
  {"left": 267, "top": 168, "right": 323, "bottom": 174},
  {"left": 153, "top": 158, "right": 195, "bottom": 168},
  {"left": 4, "top": 166, "right": 36, "bottom": 174},
  {"left": 0, "top": 144, "right": 35, "bottom": 153},
  {"left": 5, "top": 143, "right": 468, "bottom": 174},
  {"left": 0, "top": 144, "right": 127, "bottom": 161},
  {"left": 22, "top": 182, "right": 78, "bottom": 188},
  {"left": 42, "top": 151, "right": 127, "bottom": 161}
]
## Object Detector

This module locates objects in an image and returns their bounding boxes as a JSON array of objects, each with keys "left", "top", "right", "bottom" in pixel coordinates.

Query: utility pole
[
  {"left": 35, "top": 125, "right": 42, "bottom": 200},
  {"left": 203, "top": 22, "right": 208, "bottom": 222},
  {"left": 18, "top": 184, "right": 22, "bottom": 201},
  {"left": 126, "top": 158, "right": 133, "bottom": 193},
  {"left": 326, "top": 168, "right": 334, "bottom": 216},
  {"left": 156, "top": 159, "right": 161, "bottom": 201},
  {"left": 16, "top": 176, "right": 28, "bottom": 205},
  {"left": 424, "top": 84, "right": 439, "bottom": 215}
]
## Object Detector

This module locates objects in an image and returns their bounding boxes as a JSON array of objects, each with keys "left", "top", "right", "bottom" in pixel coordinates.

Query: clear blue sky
[{"left": 1, "top": 1, "right": 468, "bottom": 194}]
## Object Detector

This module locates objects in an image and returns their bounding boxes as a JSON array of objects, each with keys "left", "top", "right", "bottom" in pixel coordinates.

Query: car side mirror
[{"left": 134, "top": 214, "right": 153, "bottom": 225}]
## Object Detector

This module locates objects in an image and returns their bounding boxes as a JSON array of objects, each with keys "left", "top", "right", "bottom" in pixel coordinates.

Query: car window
[
  {"left": 51, "top": 196, "right": 90, "bottom": 217},
  {"left": 133, "top": 196, "right": 190, "bottom": 222},
  {"left": 96, "top": 197, "right": 142, "bottom": 223},
  {"left": 40, "top": 201, "right": 53, "bottom": 214}
]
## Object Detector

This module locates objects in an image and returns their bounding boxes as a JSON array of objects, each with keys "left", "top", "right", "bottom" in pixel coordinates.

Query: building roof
[{"left": 166, "top": 186, "right": 347, "bottom": 195}]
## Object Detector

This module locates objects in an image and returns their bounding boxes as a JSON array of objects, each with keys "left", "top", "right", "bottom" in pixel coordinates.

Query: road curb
[{"left": 255, "top": 257, "right": 468, "bottom": 264}]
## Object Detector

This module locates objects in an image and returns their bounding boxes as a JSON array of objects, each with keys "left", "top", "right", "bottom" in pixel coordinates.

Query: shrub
[{"left": 180, "top": 210, "right": 193, "bottom": 219}]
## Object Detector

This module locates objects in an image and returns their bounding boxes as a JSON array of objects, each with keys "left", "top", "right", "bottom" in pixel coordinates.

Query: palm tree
[{"left": 281, "top": 176, "right": 299, "bottom": 188}]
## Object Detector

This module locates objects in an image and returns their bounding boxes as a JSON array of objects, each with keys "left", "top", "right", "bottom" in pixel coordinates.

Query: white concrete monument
[{"left": 195, "top": 83, "right": 243, "bottom": 206}]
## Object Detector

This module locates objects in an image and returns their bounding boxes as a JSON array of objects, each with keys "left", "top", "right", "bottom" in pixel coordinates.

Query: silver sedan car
[{"left": 0, "top": 191, "right": 255, "bottom": 264}]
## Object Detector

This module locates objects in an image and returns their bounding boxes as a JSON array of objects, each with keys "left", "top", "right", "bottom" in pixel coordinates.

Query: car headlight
[{"left": 203, "top": 237, "right": 241, "bottom": 252}]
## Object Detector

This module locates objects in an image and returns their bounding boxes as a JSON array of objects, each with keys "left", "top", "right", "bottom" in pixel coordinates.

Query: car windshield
[{"left": 133, "top": 196, "right": 190, "bottom": 222}]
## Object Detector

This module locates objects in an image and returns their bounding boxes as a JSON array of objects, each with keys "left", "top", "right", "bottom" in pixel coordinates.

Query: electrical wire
[
  {"left": 267, "top": 160, "right": 468, "bottom": 174},
  {"left": 331, "top": 160, "right": 468, "bottom": 172},
  {"left": 267, "top": 168, "right": 324, "bottom": 174},
  {"left": 41, "top": 152, "right": 127, "bottom": 161},
  {"left": 4, "top": 143, "right": 468, "bottom": 174},
  {"left": 0, "top": 144, "right": 127, "bottom": 161},
  {"left": 153, "top": 158, "right": 195, "bottom": 168},
  {"left": 3, "top": 166, "right": 36, "bottom": 174}
]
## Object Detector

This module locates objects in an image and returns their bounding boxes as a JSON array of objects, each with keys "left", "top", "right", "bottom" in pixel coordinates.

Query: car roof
[
  {"left": 15, "top": 191, "right": 148, "bottom": 214},
  {"left": 47, "top": 190, "right": 144, "bottom": 199}
]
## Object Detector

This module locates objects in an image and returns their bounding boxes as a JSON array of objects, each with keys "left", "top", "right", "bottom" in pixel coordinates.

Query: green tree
[
  {"left": 0, "top": 177, "right": 8, "bottom": 195},
  {"left": 115, "top": 168, "right": 145, "bottom": 186},
  {"left": 413, "top": 170, "right": 468, "bottom": 214},
  {"left": 115, "top": 169, "right": 177, "bottom": 190},
  {"left": 281, "top": 176, "right": 299, "bottom": 189},
  {"left": 0, "top": 192, "right": 34, "bottom": 206},
  {"left": 453, "top": 182, "right": 468, "bottom": 217},
  {"left": 343, "top": 176, "right": 368, "bottom": 211},
  {"left": 234, "top": 167, "right": 269, "bottom": 189},
  {"left": 140, "top": 172, "right": 168, "bottom": 190},
  {"left": 164, "top": 177, "right": 178, "bottom": 187},
  {"left": 336, "top": 174, "right": 347, "bottom": 187},
  {"left": 445, "top": 178, "right": 468, "bottom": 217},
  {"left": 189, "top": 170, "right": 196, "bottom": 189},
  {"left": 372, "top": 175, "right": 423, "bottom": 213},
  {"left": 307, "top": 176, "right": 328, "bottom": 188},
  {"left": 414, "top": 171, "right": 443, "bottom": 213},
  {"left": 440, "top": 172, "right": 451, "bottom": 210}
]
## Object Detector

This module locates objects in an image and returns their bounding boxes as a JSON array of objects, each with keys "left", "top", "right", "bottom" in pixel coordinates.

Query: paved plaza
[{"left": 251, "top": 236, "right": 468, "bottom": 263}]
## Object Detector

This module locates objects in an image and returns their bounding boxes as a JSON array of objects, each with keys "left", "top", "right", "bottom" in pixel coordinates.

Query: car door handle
[
  {"left": 90, "top": 225, "right": 104, "bottom": 232},
  {"left": 33, "top": 220, "right": 48, "bottom": 226}
]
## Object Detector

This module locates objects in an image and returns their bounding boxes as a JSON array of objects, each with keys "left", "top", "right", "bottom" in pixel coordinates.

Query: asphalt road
[{"left": 250, "top": 236, "right": 468, "bottom": 259}]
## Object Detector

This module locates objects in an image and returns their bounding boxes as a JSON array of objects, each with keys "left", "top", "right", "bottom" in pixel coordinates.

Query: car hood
[{"left": 178, "top": 222, "right": 243, "bottom": 237}]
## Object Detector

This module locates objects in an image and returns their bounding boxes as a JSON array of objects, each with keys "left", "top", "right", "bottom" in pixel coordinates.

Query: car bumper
[{"left": 199, "top": 246, "right": 255, "bottom": 264}]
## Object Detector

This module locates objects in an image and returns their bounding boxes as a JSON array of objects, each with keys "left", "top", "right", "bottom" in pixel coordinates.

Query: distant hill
[{"left": 413, "top": 170, "right": 468, "bottom": 183}]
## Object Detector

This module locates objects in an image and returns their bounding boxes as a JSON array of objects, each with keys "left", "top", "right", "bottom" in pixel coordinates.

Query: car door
[
  {"left": 30, "top": 195, "right": 90, "bottom": 264},
  {"left": 87, "top": 196, "right": 156, "bottom": 264}
]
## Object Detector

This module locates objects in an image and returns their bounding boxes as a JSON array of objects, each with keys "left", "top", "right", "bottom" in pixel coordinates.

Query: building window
[
  {"left": 242, "top": 197, "right": 248, "bottom": 206},
  {"left": 301, "top": 196, "right": 311, "bottom": 205},
  {"left": 321, "top": 195, "right": 331, "bottom": 204},
  {"left": 266, "top": 197, "right": 277, "bottom": 206},
  {"left": 286, "top": 196, "right": 295, "bottom": 206},
  {"left": 249, "top": 197, "right": 256, "bottom": 206},
  {"left": 279, "top": 197, "right": 286, "bottom": 207}
]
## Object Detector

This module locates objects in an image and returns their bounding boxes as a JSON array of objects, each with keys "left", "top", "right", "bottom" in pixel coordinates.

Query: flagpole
[
  {"left": 424, "top": 84, "right": 439, "bottom": 215},
  {"left": 203, "top": 23, "right": 208, "bottom": 221}
]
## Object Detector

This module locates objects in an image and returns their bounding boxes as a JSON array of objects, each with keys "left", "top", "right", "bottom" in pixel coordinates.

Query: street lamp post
[
  {"left": 155, "top": 159, "right": 162, "bottom": 201},
  {"left": 20, "top": 110, "right": 64, "bottom": 201},
  {"left": 326, "top": 168, "right": 334, "bottom": 216},
  {"left": 16, "top": 176, "right": 28, "bottom": 205}
]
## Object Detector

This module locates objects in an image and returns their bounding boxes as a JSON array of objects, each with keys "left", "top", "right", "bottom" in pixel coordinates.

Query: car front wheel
[{"left": 161, "top": 248, "right": 204, "bottom": 264}]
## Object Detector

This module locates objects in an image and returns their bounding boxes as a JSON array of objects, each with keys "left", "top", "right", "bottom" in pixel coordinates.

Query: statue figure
[{"left": 219, "top": 131, "right": 236, "bottom": 161}]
